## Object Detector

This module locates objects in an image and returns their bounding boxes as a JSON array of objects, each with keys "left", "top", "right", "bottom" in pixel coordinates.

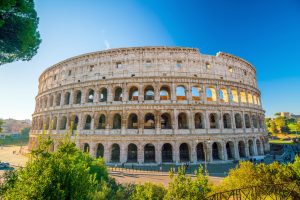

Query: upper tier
[{"left": 38, "top": 46, "right": 257, "bottom": 93}]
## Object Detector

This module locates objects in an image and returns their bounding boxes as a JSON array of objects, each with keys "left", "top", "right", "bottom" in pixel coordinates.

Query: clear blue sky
[{"left": 0, "top": 0, "right": 299, "bottom": 120}]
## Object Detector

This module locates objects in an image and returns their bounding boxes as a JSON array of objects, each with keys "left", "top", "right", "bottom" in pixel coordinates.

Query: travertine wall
[{"left": 30, "top": 46, "right": 269, "bottom": 164}]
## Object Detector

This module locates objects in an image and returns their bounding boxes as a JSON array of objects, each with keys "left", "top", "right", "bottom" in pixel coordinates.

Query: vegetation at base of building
[
  {"left": 0, "top": 127, "right": 30, "bottom": 146},
  {"left": 0, "top": 0, "right": 41, "bottom": 65},
  {"left": 0, "top": 119, "right": 3, "bottom": 132},
  {"left": 265, "top": 115, "right": 300, "bottom": 136}
]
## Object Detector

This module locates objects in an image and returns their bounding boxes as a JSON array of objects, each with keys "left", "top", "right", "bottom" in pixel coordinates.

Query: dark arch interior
[
  {"left": 144, "top": 144, "right": 155, "bottom": 163},
  {"left": 162, "top": 143, "right": 173, "bottom": 162},
  {"left": 127, "top": 144, "right": 138, "bottom": 162},
  {"left": 179, "top": 143, "right": 190, "bottom": 162},
  {"left": 111, "top": 144, "right": 120, "bottom": 162}
]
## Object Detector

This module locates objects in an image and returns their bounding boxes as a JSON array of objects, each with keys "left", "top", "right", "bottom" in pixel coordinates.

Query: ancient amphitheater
[{"left": 30, "top": 46, "right": 269, "bottom": 165}]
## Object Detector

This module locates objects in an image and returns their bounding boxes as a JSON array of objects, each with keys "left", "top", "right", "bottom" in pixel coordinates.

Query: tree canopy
[
  {"left": 0, "top": 119, "right": 3, "bottom": 132},
  {"left": 0, "top": 0, "right": 41, "bottom": 65}
]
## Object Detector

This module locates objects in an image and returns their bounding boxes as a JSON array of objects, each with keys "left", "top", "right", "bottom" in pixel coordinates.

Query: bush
[{"left": 130, "top": 182, "right": 166, "bottom": 200}]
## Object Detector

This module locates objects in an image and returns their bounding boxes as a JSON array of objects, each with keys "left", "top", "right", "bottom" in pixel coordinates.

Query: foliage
[
  {"left": 20, "top": 127, "right": 30, "bottom": 135},
  {"left": 129, "top": 182, "right": 166, "bottom": 200},
  {"left": 0, "top": 0, "right": 41, "bottom": 65},
  {"left": 164, "top": 166, "right": 211, "bottom": 200},
  {"left": 266, "top": 115, "right": 300, "bottom": 135},
  {"left": 0, "top": 119, "right": 3, "bottom": 132}
]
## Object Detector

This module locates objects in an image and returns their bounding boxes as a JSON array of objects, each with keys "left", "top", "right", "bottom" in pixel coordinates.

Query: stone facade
[{"left": 29, "top": 46, "right": 269, "bottom": 165}]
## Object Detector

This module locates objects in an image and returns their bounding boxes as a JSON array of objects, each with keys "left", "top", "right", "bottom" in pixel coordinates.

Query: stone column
[
  {"left": 69, "top": 90, "right": 74, "bottom": 105},
  {"left": 189, "top": 110, "right": 195, "bottom": 134},
  {"left": 138, "top": 144, "right": 144, "bottom": 164},
  {"left": 154, "top": 83, "right": 160, "bottom": 102},
  {"left": 253, "top": 139, "right": 258, "bottom": 156},
  {"left": 123, "top": 83, "right": 128, "bottom": 102},
  {"left": 245, "top": 141, "right": 250, "bottom": 157},
  {"left": 90, "top": 142, "right": 96, "bottom": 157},
  {"left": 121, "top": 110, "right": 127, "bottom": 135},
  {"left": 171, "top": 82, "right": 176, "bottom": 102},
  {"left": 120, "top": 143, "right": 127, "bottom": 163},
  {"left": 155, "top": 143, "right": 162, "bottom": 164},
  {"left": 173, "top": 109, "right": 178, "bottom": 134},
  {"left": 138, "top": 84, "right": 144, "bottom": 102},
  {"left": 205, "top": 141, "right": 212, "bottom": 162},
  {"left": 222, "top": 142, "right": 228, "bottom": 161},
  {"left": 104, "top": 143, "right": 110, "bottom": 163},
  {"left": 234, "top": 140, "right": 240, "bottom": 160},
  {"left": 174, "top": 143, "right": 180, "bottom": 164},
  {"left": 191, "top": 143, "right": 197, "bottom": 163},
  {"left": 81, "top": 88, "right": 86, "bottom": 104},
  {"left": 107, "top": 85, "right": 113, "bottom": 102},
  {"left": 155, "top": 110, "right": 161, "bottom": 134},
  {"left": 94, "top": 89, "right": 99, "bottom": 103}
]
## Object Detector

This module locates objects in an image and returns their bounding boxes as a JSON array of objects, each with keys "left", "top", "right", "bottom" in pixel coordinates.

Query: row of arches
[
  {"left": 37, "top": 84, "right": 261, "bottom": 109},
  {"left": 32, "top": 112, "right": 265, "bottom": 131},
  {"left": 80, "top": 139, "right": 264, "bottom": 163}
]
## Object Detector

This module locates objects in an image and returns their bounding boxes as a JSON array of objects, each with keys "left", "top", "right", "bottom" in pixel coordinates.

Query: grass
[{"left": 269, "top": 139, "right": 295, "bottom": 145}]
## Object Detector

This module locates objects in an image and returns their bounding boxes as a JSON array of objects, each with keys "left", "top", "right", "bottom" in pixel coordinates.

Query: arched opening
[
  {"left": 206, "top": 87, "right": 217, "bottom": 102},
  {"left": 60, "top": 116, "right": 67, "bottom": 130},
  {"left": 192, "top": 86, "right": 201, "bottom": 101},
  {"left": 196, "top": 143, "right": 205, "bottom": 161},
  {"left": 256, "top": 140, "right": 262, "bottom": 155},
  {"left": 162, "top": 143, "right": 173, "bottom": 163},
  {"left": 160, "top": 86, "right": 170, "bottom": 100},
  {"left": 128, "top": 113, "right": 138, "bottom": 129},
  {"left": 99, "top": 88, "right": 107, "bottom": 102},
  {"left": 244, "top": 114, "right": 251, "bottom": 128},
  {"left": 96, "top": 143, "right": 104, "bottom": 158},
  {"left": 252, "top": 115, "right": 258, "bottom": 128},
  {"left": 127, "top": 143, "right": 138, "bottom": 163},
  {"left": 195, "top": 113, "right": 204, "bottom": 129},
  {"left": 223, "top": 113, "right": 231, "bottom": 129},
  {"left": 64, "top": 92, "right": 70, "bottom": 105},
  {"left": 235, "top": 113, "right": 243, "bottom": 128},
  {"left": 51, "top": 117, "right": 57, "bottom": 130},
  {"left": 144, "top": 86, "right": 154, "bottom": 100},
  {"left": 114, "top": 87, "right": 123, "bottom": 101},
  {"left": 112, "top": 114, "right": 121, "bottom": 129},
  {"left": 87, "top": 89, "right": 94, "bottom": 103},
  {"left": 238, "top": 141, "right": 246, "bottom": 158},
  {"left": 240, "top": 91, "right": 247, "bottom": 103},
  {"left": 144, "top": 144, "right": 155, "bottom": 163},
  {"left": 253, "top": 95, "right": 258, "bottom": 105},
  {"left": 176, "top": 85, "right": 186, "bottom": 100},
  {"left": 212, "top": 142, "right": 222, "bottom": 160},
  {"left": 178, "top": 112, "right": 188, "bottom": 129},
  {"left": 44, "top": 118, "right": 50, "bottom": 130},
  {"left": 209, "top": 113, "right": 218, "bottom": 129},
  {"left": 111, "top": 144, "right": 120, "bottom": 162},
  {"left": 84, "top": 115, "right": 92, "bottom": 130},
  {"left": 226, "top": 141, "right": 235, "bottom": 160},
  {"left": 56, "top": 93, "right": 61, "bottom": 106},
  {"left": 179, "top": 143, "right": 190, "bottom": 162},
  {"left": 49, "top": 95, "right": 54, "bottom": 107},
  {"left": 97, "top": 114, "right": 106, "bottom": 129},
  {"left": 83, "top": 143, "right": 90, "bottom": 153},
  {"left": 258, "top": 116, "right": 262, "bottom": 129},
  {"left": 70, "top": 115, "right": 79, "bottom": 130},
  {"left": 230, "top": 88, "right": 239, "bottom": 103},
  {"left": 129, "top": 86, "right": 139, "bottom": 101},
  {"left": 43, "top": 97, "right": 48, "bottom": 108},
  {"left": 144, "top": 113, "right": 155, "bottom": 129},
  {"left": 247, "top": 92, "right": 253, "bottom": 104},
  {"left": 75, "top": 90, "right": 81, "bottom": 104},
  {"left": 219, "top": 88, "right": 229, "bottom": 103},
  {"left": 248, "top": 140, "right": 254, "bottom": 156},
  {"left": 161, "top": 113, "right": 172, "bottom": 129}
]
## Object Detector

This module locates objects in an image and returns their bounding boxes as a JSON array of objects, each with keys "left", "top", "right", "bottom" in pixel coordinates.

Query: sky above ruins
[{"left": 0, "top": 0, "right": 300, "bottom": 119}]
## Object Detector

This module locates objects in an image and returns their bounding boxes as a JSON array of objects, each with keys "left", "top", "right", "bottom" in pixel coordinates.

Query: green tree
[
  {"left": 275, "top": 116, "right": 288, "bottom": 133},
  {"left": 0, "top": 119, "right": 3, "bottom": 132},
  {"left": 130, "top": 183, "right": 166, "bottom": 200},
  {"left": 164, "top": 166, "right": 211, "bottom": 200},
  {"left": 0, "top": 0, "right": 41, "bottom": 65}
]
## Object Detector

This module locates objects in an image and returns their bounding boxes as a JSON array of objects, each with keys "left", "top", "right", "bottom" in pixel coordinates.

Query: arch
[
  {"left": 83, "top": 143, "right": 90, "bottom": 153},
  {"left": 128, "top": 113, "right": 138, "bottom": 129},
  {"left": 252, "top": 115, "right": 258, "bottom": 128},
  {"left": 111, "top": 143, "right": 120, "bottom": 162},
  {"left": 160, "top": 85, "right": 170, "bottom": 100},
  {"left": 96, "top": 143, "right": 104, "bottom": 158},
  {"left": 178, "top": 112, "right": 188, "bottom": 129},
  {"left": 84, "top": 115, "right": 92, "bottom": 130},
  {"left": 244, "top": 114, "right": 251, "bottom": 128},
  {"left": 51, "top": 116, "right": 57, "bottom": 130},
  {"left": 44, "top": 117, "right": 50, "bottom": 130},
  {"left": 258, "top": 116, "right": 262, "bottom": 129},
  {"left": 196, "top": 143, "right": 205, "bottom": 161},
  {"left": 70, "top": 115, "right": 79, "bottom": 130},
  {"left": 129, "top": 86, "right": 139, "bottom": 101},
  {"left": 87, "top": 89, "right": 94, "bottom": 103},
  {"left": 144, "top": 85, "right": 155, "bottom": 100},
  {"left": 114, "top": 87, "right": 123, "bottom": 101},
  {"left": 162, "top": 143, "right": 173, "bottom": 163},
  {"left": 212, "top": 142, "right": 222, "bottom": 160},
  {"left": 235, "top": 113, "right": 243, "bottom": 128},
  {"left": 195, "top": 113, "right": 205, "bottom": 129},
  {"left": 192, "top": 86, "right": 201, "bottom": 101},
  {"left": 49, "top": 95, "right": 54, "bottom": 107},
  {"left": 247, "top": 92, "right": 253, "bottom": 104},
  {"left": 219, "top": 88, "right": 229, "bottom": 103},
  {"left": 253, "top": 95, "right": 258, "bottom": 105},
  {"left": 43, "top": 97, "right": 48, "bottom": 108},
  {"left": 223, "top": 113, "right": 231, "bottom": 129},
  {"left": 179, "top": 143, "right": 190, "bottom": 162},
  {"left": 127, "top": 143, "right": 138, "bottom": 163},
  {"left": 39, "top": 118, "right": 43, "bottom": 130},
  {"left": 56, "top": 93, "right": 61, "bottom": 106},
  {"left": 96, "top": 114, "right": 106, "bottom": 129},
  {"left": 144, "top": 143, "right": 155, "bottom": 163},
  {"left": 144, "top": 113, "right": 155, "bottom": 129},
  {"left": 99, "top": 88, "right": 108, "bottom": 102},
  {"left": 161, "top": 113, "right": 172, "bottom": 129},
  {"left": 256, "top": 139, "right": 262, "bottom": 155},
  {"left": 74, "top": 90, "right": 81, "bottom": 104},
  {"left": 112, "top": 114, "right": 121, "bottom": 129},
  {"left": 230, "top": 88, "right": 239, "bottom": 103},
  {"left": 238, "top": 141, "right": 246, "bottom": 158},
  {"left": 209, "top": 113, "right": 219, "bottom": 129},
  {"left": 64, "top": 92, "right": 70, "bottom": 105},
  {"left": 226, "top": 141, "right": 235, "bottom": 160},
  {"left": 176, "top": 85, "right": 186, "bottom": 100},
  {"left": 60, "top": 116, "right": 67, "bottom": 130},
  {"left": 248, "top": 140, "right": 254, "bottom": 156},
  {"left": 206, "top": 87, "right": 217, "bottom": 102},
  {"left": 240, "top": 90, "right": 247, "bottom": 103}
]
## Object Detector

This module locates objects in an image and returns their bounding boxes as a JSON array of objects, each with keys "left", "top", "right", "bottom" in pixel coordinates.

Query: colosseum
[{"left": 30, "top": 46, "right": 269, "bottom": 165}]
